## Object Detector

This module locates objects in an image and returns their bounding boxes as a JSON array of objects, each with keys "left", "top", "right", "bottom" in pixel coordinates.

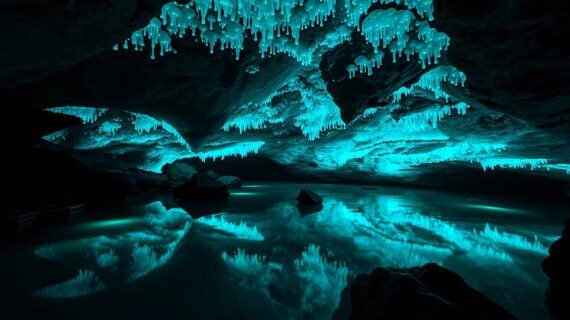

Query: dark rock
[
  {"left": 174, "top": 173, "right": 229, "bottom": 202},
  {"left": 296, "top": 189, "right": 324, "bottom": 216},
  {"left": 296, "top": 189, "right": 323, "bottom": 205},
  {"left": 337, "top": 263, "right": 516, "bottom": 320},
  {"left": 296, "top": 203, "right": 323, "bottom": 216},
  {"left": 217, "top": 175, "right": 242, "bottom": 188},
  {"left": 161, "top": 162, "right": 197, "bottom": 183},
  {"left": 542, "top": 220, "right": 570, "bottom": 320},
  {"left": 206, "top": 170, "right": 220, "bottom": 180}
]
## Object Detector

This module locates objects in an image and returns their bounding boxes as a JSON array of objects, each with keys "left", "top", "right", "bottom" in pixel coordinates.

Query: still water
[{"left": 1, "top": 183, "right": 567, "bottom": 319}]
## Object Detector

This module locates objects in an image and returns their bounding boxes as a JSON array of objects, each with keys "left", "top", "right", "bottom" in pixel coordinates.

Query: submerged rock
[
  {"left": 217, "top": 175, "right": 242, "bottom": 188},
  {"left": 296, "top": 189, "right": 323, "bottom": 205},
  {"left": 174, "top": 173, "right": 229, "bottom": 202},
  {"left": 542, "top": 220, "right": 570, "bottom": 320},
  {"left": 161, "top": 162, "right": 197, "bottom": 183},
  {"left": 336, "top": 263, "right": 516, "bottom": 320}
]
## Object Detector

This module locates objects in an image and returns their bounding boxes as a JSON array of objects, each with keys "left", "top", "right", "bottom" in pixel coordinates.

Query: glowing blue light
[
  {"left": 196, "top": 215, "right": 264, "bottom": 241},
  {"left": 34, "top": 270, "right": 105, "bottom": 298}
]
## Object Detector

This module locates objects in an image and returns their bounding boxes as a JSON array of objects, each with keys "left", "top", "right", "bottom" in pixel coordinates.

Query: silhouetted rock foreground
[
  {"left": 542, "top": 220, "right": 570, "bottom": 320},
  {"left": 337, "top": 263, "right": 516, "bottom": 320}
]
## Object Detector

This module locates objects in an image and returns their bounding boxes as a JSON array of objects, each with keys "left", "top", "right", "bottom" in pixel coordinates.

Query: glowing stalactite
[
  {"left": 47, "top": 106, "right": 108, "bottom": 124},
  {"left": 43, "top": 129, "right": 68, "bottom": 143},
  {"left": 392, "top": 66, "right": 467, "bottom": 102},
  {"left": 195, "top": 141, "right": 265, "bottom": 162},
  {"left": 396, "top": 102, "right": 470, "bottom": 129},
  {"left": 98, "top": 121, "right": 122, "bottom": 136},
  {"left": 222, "top": 104, "right": 284, "bottom": 133},
  {"left": 122, "top": 1, "right": 439, "bottom": 69},
  {"left": 480, "top": 158, "right": 548, "bottom": 172},
  {"left": 361, "top": 9, "right": 415, "bottom": 53}
]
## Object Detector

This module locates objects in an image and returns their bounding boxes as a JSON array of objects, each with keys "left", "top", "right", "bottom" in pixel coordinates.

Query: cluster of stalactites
[
  {"left": 196, "top": 141, "right": 265, "bottom": 162},
  {"left": 392, "top": 66, "right": 467, "bottom": 102},
  {"left": 122, "top": 0, "right": 345, "bottom": 65},
  {"left": 344, "top": 0, "right": 434, "bottom": 28},
  {"left": 396, "top": 102, "right": 470, "bottom": 129},
  {"left": 349, "top": 7, "right": 449, "bottom": 78},
  {"left": 347, "top": 52, "right": 384, "bottom": 78},
  {"left": 122, "top": 1, "right": 440, "bottom": 68},
  {"left": 222, "top": 102, "right": 284, "bottom": 133},
  {"left": 129, "top": 112, "right": 190, "bottom": 148},
  {"left": 47, "top": 106, "right": 108, "bottom": 124},
  {"left": 480, "top": 158, "right": 549, "bottom": 172}
]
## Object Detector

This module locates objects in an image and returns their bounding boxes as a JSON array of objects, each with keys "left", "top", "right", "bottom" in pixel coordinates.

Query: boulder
[
  {"left": 174, "top": 173, "right": 229, "bottom": 202},
  {"left": 217, "top": 175, "right": 242, "bottom": 188},
  {"left": 542, "top": 220, "right": 570, "bottom": 320},
  {"left": 296, "top": 189, "right": 323, "bottom": 205},
  {"left": 205, "top": 170, "right": 219, "bottom": 179},
  {"left": 336, "top": 263, "right": 516, "bottom": 320},
  {"left": 161, "top": 162, "right": 197, "bottom": 183}
]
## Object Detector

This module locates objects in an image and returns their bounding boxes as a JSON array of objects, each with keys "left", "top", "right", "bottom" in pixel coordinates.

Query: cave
[{"left": 1, "top": 1, "right": 569, "bottom": 319}]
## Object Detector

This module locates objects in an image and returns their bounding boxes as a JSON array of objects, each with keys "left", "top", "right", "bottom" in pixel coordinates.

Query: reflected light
[{"left": 462, "top": 204, "right": 527, "bottom": 215}]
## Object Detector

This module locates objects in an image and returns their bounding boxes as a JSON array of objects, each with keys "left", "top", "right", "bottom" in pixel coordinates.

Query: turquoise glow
[
  {"left": 462, "top": 204, "right": 528, "bottom": 215},
  {"left": 78, "top": 218, "right": 143, "bottom": 230},
  {"left": 477, "top": 224, "right": 548, "bottom": 255},
  {"left": 480, "top": 158, "right": 549, "bottom": 171},
  {"left": 231, "top": 192, "right": 260, "bottom": 196},
  {"left": 34, "top": 270, "right": 105, "bottom": 298},
  {"left": 42, "top": 108, "right": 266, "bottom": 173},
  {"left": 221, "top": 249, "right": 281, "bottom": 293},
  {"left": 47, "top": 106, "right": 108, "bottom": 124},
  {"left": 294, "top": 244, "right": 348, "bottom": 316},
  {"left": 196, "top": 215, "right": 264, "bottom": 241},
  {"left": 33, "top": 201, "right": 192, "bottom": 289},
  {"left": 123, "top": 0, "right": 437, "bottom": 69}
]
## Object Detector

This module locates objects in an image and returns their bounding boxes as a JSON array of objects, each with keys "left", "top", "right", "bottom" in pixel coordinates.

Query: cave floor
[{"left": 1, "top": 183, "right": 567, "bottom": 320}]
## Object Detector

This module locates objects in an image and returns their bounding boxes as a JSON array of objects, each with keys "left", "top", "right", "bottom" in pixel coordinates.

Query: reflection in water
[
  {"left": 35, "top": 270, "right": 105, "bottom": 298},
  {"left": 294, "top": 244, "right": 348, "bottom": 318},
  {"left": 221, "top": 249, "right": 281, "bottom": 294},
  {"left": 26, "top": 185, "right": 560, "bottom": 320},
  {"left": 33, "top": 202, "right": 191, "bottom": 295},
  {"left": 196, "top": 215, "right": 264, "bottom": 241}
]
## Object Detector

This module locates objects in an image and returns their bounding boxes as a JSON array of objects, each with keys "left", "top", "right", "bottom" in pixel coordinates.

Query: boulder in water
[
  {"left": 542, "top": 219, "right": 570, "bottom": 320},
  {"left": 296, "top": 189, "right": 323, "bottom": 205},
  {"left": 334, "top": 263, "right": 516, "bottom": 320}
]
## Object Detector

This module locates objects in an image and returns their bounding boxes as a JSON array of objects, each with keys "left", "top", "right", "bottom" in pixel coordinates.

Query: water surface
[{"left": 1, "top": 183, "right": 567, "bottom": 320}]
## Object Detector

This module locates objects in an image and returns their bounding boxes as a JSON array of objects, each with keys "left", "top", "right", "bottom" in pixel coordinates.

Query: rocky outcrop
[
  {"left": 542, "top": 220, "right": 570, "bottom": 320},
  {"left": 336, "top": 263, "right": 516, "bottom": 320},
  {"left": 162, "top": 162, "right": 197, "bottom": 184},
  {"left": 217, "top": 175, "right": 242, "bottom": 188},
  {"left": 174, "top": 173, "right": 229, "bottom": 202}
]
